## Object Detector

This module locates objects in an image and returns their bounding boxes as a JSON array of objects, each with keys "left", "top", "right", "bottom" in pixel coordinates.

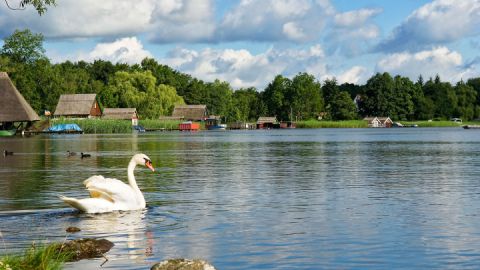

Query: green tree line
[{"left": 2, "top": 29, "right": 480, "bottom": 121}]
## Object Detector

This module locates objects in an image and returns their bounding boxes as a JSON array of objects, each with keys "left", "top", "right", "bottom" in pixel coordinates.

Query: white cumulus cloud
[
  {"left": 377, "top": 0, "right": 480, "bottom": 52},
  {"left": 376, "top": 47, "right": 476, "bottom": 82},
  {"left": 162, "top": 45, "right": 329, "bottom": 89},
  {"left": 328, "top": 8, "right": 381, "bottom": 56},
  {"left": 217, "top": 0, "right": 333, "bottom": 42},
  {"left": 336, "top": 66, "right": 369, "bottom": 84},
  {"left": 76, "top": 37, "right": 152, "bottom": 64},
  {"left": 0, "top": 0, "right": 215, "bottom": 42}
]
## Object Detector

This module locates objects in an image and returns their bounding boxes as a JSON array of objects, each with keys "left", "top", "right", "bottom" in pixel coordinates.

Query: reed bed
[
  {"left": 401, "top": 120, "right": 467, "bottom": 127},
  {"left": 51, "top": 119, "right": 183, "bottom": 134},
  {"left": 296, "top": 120, "right": 368, "bottom": 128}
]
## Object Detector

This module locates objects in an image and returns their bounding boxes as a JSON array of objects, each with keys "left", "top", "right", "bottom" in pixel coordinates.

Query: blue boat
[
  {"left": 205, "top": 117, "right": 227, "bottom": 130},
  {"left": 44, "top": 124, "right": 83, "bottom": 134}
]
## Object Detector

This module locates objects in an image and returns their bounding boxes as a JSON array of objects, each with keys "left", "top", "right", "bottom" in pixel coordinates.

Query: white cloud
[
  {"left": 75, "top": 37, "right": 152, "bottom": 64},
  {"left": 282, "top": 22, "right": 307, "bottom": 41},
  {"left": 0, "top": 0, "right": 153, "bottom": 38},
  {"left": 328, "top": 8, "right": 381, "bottom": 56},
  {"left": 162, "top": 45, "right": 329, "bottom": 89},
  {"left": 377, "top": 0, "right": 480, "bottom": 52},
  {"left": 376, "top": 47, "right": 476, "bottom": 82},
  {"left": 334, "top": 8, "right": 382, "bottom": 27},
  {"left": 336, "top": 66, "right": 369, "bottom": 84},
  {"left": 0, "top": 0, "right": 215, "bottom": 42},
  {"left": 217, "top": 0, "right": 332, "bottom": 42},
  {"left": 149, "top": 0, "right": 215, "bottom": 43}
]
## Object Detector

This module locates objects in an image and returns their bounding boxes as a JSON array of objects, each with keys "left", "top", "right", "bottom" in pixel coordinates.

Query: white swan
[{"left": 60, "top": 153, "right": 155, "bottom": 213}]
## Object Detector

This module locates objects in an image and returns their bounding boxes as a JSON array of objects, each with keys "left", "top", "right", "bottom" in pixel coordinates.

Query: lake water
[{"left": 1, "top": 128, "right": 480, "bottom": 269}]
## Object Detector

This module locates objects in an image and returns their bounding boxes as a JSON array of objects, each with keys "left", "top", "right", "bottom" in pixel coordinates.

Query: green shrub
[{"left": 0, "top": 243, "right": 72, "bottom": 270}]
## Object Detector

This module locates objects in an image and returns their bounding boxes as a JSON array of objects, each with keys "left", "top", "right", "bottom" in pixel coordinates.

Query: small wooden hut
[
  {"left": 172, "top": 105, "right": 207, "bottom": 121},
  {"left": 102, "top": 108, "right": 138, "bottom": 125},
  {"left": 257, "top": 117, "right": 278, "bottom": 129},
  {"left": 0, "top": 72, "right": 40, "bottom": 134},
  {"left": 54, "top": 94, "right": 101, "bottom": 118}
]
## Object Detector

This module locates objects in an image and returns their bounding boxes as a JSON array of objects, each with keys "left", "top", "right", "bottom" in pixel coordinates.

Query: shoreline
[{"left": 21, "top": 119, "right": 472, "bottom": 135}]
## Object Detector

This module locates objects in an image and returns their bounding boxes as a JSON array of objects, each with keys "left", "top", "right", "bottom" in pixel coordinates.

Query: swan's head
[{"left": 133, "top": 153, "right": 155, "bottom": 172}]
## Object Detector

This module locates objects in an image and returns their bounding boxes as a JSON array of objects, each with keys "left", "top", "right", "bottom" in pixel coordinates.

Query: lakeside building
[
  {"left": 102, "top": 108, "right": 139, "bottom": 125},
  {"left": 364, "top": 117, "right": 393, "bottom": 128},
  {"left": 54, "top": 94, "right": 101, "bottom": 118},
  {"left": 257, "top": 117, "right": 278, "bottom": 129},
  {"left": 171, "top": 105, "right": 208, "bottom": 121},
  {"left": 0, "top": 72, "right": 40, "bottom": 135}
]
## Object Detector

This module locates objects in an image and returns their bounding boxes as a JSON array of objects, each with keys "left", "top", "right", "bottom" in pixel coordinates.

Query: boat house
[
  {"left": 257, "top": 117, "right": 278, "bottom": 129},
  {"left": 102, "top": 108, "right": 139, "bottom": 125},
  {"left": 172, "top": 105, "right": 207, "bottom": 121},
  {"left": 0, "top": 72, "right": 40, "bottom": 135},
  {"left": 54, "top": 94, "right": 101, "bottom": 118},
  {"left": 364, "top": 117, "right": 393, "bottom": 128}
]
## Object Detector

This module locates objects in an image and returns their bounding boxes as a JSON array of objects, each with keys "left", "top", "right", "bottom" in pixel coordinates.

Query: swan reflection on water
[{"left": 65, "top": 209, "right": 155, "bottom": 266}]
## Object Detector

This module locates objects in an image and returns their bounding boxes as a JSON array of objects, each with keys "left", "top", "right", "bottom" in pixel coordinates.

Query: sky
[{"left": 1, "top": 0, "right": 480, "bottom": 90}]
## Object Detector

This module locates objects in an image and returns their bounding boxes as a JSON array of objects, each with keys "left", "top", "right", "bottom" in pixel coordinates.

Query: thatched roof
[
  {"left": 102, "top": 108, "right": 138, "bottom": 120},
  {"left": 0, "top": 72, "right": 40, "bottom": 122},
  {"left": 54, "top": 94, "right": 97, "bottom": 117},
  {"left": 257, "top": 117, "right": 278, "bottom": 124},
  {"left": 172, "top": 105, "right": 207, "bottom": 121}
]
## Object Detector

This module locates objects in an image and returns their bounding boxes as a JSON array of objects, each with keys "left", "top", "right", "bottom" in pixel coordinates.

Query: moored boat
[
  {"left": 463, "top": 125, "right": 480, "bottom": 129},
  {"left": 0, "top": 129, "right": 16, "bottom": 137}
]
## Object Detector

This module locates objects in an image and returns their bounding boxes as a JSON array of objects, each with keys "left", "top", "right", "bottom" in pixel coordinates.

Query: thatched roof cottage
[
  {"left": 54, "top": 94, "right": 101, "bottom": 118},
  {"left": 102, "top": 108, "right": 138, "bottom": 120},
  {"left": 0, "top": 72, "right": 40, "bottom": 123},
  {"left": 172, "top": 105, "right": 207, "bottom": 121}
]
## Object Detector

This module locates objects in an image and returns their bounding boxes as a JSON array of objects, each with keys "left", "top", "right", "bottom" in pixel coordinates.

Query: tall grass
[
  {"left": 51, "top": 118, "right": 184, "bottom": 134},
  {"left": 139, "top": 119, "right": 183, "bottom": 130},
  {"left": 401, "top": 120, "right": 466, "bottom": 127},
  {"left": 0, "top": 243, "right": 72, "bottom": 270},
  {"left": 52, "top": 118, "right": 132, "bottom": 133},
  {"left": 297, "top": 120, "right": 368, "bottom": 128}
]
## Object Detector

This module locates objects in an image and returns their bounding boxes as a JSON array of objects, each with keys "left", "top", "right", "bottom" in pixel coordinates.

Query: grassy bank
[
  {"left": 46, "top": 118, "right": 473, "bottom": 134},
  {"left": 296, "top": 120, "right": 368, "bottom": 128},
  {"left": 51, "top": 119, "right": 183, "bottom": 134},
  {"left": 0, "top": 243, "right": 71, "bottom": 270},
  {"left": 401, "top": 120, "right": 467, "bottom": 127},
  {"left": 296, "top": 119, "right": 473, "bottom": 128}
]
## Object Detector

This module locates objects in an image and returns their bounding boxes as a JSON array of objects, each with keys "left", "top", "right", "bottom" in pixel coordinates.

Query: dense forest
[{"left": 2, "top": 29, "right": 480, "bottom": 122}]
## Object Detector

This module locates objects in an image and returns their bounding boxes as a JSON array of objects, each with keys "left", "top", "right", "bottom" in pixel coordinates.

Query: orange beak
[{"left": 145, "top": 160, "right": 155, "bottom": 172}]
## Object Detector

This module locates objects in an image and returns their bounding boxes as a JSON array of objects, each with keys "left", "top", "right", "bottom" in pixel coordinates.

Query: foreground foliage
[{"left": 0, "top": 243, "right": 71, "bottom": 270}]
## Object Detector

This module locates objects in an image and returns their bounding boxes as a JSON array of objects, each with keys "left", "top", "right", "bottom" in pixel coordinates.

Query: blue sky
[{"left": 1, "top": 0, "right": 480, "bottom": 89}]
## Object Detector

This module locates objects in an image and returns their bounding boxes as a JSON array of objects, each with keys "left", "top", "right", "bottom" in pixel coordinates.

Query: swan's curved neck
[
  {"left": 127, "top": 159, "right": 139, "bottom": 188},
  {"left": 127, "top": 159, "right": 146, "bottom": 206}
]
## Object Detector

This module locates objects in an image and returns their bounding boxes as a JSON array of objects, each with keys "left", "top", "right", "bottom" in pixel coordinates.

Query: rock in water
[
  {"left": 66, "top": 226, "right": 81, "bottom": 233},
  {"left": 151, "top": 259, "right": 216, "bottom": 270},
  {"left": 57, "top": 238, "right": 114, "bottom": 261}
]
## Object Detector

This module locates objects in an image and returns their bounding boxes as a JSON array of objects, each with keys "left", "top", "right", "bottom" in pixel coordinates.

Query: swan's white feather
[
  {"left": 84, "top": 175, "right": 140, "bottom": 209},
  {"left": 60, "top": 196, "right": 115, "bottom": 213}
]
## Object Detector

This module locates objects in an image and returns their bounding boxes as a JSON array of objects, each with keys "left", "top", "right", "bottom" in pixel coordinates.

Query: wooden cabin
[
  {"left": 103, "top": 108, "right": 138, "bottom": 125},
  {"left": 229, "top": 121, "right": 255, "bottom": 130},
  {"left": 257, "top": 117, "right": 279, "bottom": 129},
  {"left": 364, "top": 117, "right": 393, "bottom": 128},
  {"left": 172, "top": 105, "right": 207, "bottom": 121},
  {"left": 0, "top": 72, "right": 40, "bottom": 134},
  {"left": 54, "top": 94, "right": 101, "bottom": 118}
]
